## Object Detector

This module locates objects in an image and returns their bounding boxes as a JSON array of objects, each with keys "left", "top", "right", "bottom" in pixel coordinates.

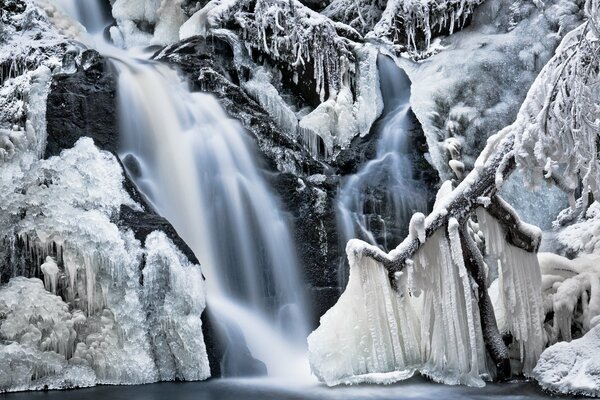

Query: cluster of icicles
[{"left": 308, "top": 209, "right": 545, "bottom": 387}]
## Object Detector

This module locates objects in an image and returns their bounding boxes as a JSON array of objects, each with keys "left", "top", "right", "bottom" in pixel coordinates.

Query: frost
[{"left": 533, "top": 324, "right": 600, "bottom": 397}]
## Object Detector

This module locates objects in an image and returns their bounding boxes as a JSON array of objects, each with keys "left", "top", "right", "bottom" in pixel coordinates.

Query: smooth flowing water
[
  {"left": 337, "top": 56, "right": 429, "bottom": 283},
  {"left": 52, "top": 0, "right": 110, "bottom": 34},
  {"left": 116, "top": 60, "right": 310, "bottom": 376}
]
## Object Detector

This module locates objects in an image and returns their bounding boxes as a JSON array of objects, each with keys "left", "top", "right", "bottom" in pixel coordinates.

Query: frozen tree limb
[
  {"left": 485, "top": 196, "right": 541, "bottom": 253},
  {"left": 460, "top": 222, "right": 511, "bottom": 380},
  {"left": 355, "top": 134, "right": 516, "bottom": 280}
]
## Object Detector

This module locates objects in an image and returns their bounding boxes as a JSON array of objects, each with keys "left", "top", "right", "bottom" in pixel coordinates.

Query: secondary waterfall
[
  {"left": 51, "top": 0, "right": 111, "bottom": 34},
  {"left": 337, "top": 56, "right": 429, "bottom": 284},
  {"left": 51, "top": 0, "right": 310, "bottom": 378}
]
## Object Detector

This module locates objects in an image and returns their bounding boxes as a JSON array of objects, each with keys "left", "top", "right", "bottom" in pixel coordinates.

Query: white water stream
[{"left": 337, "top": 56, "right": 429, "bottom": 283}]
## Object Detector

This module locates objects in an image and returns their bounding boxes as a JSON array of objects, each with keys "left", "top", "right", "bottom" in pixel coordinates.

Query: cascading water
[
  {"left": 51, "top": 0, "right": 111, "bottom": 34},
  {"left": 337, "top": 56, "right": 429, "bottom": 284},
  {"left": 116, "top": 61, "right": 310, "bottom": 363},
  {"left": 50, "top": 0, "right": 310, "bottom": 379}
]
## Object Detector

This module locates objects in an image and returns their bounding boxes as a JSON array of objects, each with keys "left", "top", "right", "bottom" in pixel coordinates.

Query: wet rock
[{"left": 46, "top": 55, "right": 118, "bottom": 157}]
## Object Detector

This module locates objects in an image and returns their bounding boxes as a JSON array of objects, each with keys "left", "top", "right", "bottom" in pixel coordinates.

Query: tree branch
[
  {"left": 358, "top": 134, "right": 516, "bottom": 276},
  {"left": 460, "top": 223, "right": 511, "bottom": 380},
  {"left": 486, "top": 195, "right": 541, "bottom": 253}
]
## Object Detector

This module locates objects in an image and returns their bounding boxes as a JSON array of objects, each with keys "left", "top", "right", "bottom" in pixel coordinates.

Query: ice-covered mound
[
  {"left": 0, "top": 138, "right": 210, "bottom": 391},
  {"left": 536, "top": 253, "right": 600, "bottom": 344},
  {"left": 533, "top": 324, "right": 600, "bottom": 397},
  {"left": 143, "top": 231, "right": 209, "bottom": 382},
  {"left": 0, "top": 277, "right": 97, "bottom": 392}
]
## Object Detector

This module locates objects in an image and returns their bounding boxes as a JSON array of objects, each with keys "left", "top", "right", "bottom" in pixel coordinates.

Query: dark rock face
[{"left": 46, "top": 50, "right": 119, "bottom": 157}]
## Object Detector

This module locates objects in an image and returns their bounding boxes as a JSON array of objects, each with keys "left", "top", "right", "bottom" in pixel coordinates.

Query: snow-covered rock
[
  {"left": 534, "top": 324, "right": 600, "bottom": 397},
  {"left": 538, "top": 252, "right": 600, "bottom": 345}
]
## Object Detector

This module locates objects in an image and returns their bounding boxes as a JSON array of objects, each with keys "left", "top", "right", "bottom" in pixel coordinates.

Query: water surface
[{"left": 0, "top": 376, "right": 577, "bottom": 400}]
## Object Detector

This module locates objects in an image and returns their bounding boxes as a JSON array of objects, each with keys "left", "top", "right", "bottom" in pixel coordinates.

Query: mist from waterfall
[
  {"left": 50, "top": 0, "right": 311, "bottom": 379},
  {"left": 337, "top": 56, "right": 429, "bottom": 285}
]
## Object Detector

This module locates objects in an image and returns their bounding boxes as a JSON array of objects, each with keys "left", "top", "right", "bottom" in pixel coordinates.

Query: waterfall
[
  {"left": 116, "top": 60, "right": 310, "bottom": 350},
  {"left": 51, "top": 0, "right": 111, "bottom": 34},
  {"left": 337, "top": 56, "right": 429, "bottom": 284},
  {"left": 52, "top": 1, "right": 310, "bottom": 378}
]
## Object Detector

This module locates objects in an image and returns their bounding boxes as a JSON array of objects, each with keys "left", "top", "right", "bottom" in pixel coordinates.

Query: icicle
[{"left": 477, "top": 208, "right": 545, "bottom": 375}]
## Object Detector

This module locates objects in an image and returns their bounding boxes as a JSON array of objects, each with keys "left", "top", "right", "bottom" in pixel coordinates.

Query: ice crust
[{"left": 0, "top": 138, "right": 209, "bottom": 391}]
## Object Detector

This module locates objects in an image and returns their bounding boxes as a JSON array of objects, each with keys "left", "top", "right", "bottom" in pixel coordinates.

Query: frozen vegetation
[{"left": 309, "top": 0, "right": 600, "bottom": 393}]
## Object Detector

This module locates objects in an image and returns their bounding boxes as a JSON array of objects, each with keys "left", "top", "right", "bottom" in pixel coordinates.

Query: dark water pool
[{"left": 0, "top": 376, "right": 581, "bottom": 400}]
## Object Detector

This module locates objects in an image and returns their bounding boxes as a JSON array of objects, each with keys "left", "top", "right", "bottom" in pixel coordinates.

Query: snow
[
  {"left": 403, "top": 0, "right": 584, "bottom": 180},
  {"left": 110, "top": 0, "right": 187, "bottom": 47},
  {"left": 554, "top": 202, "right": 600, "bottom": 256},
  {"left": 538, "top": 252, "right": 600, "bottom": 345},
  {"left": 308, "top": 226, "right": 488, "bottom": 387},
  {"left": 408, "top": 213, "right": 426, "bottom": 244},
  {"left": 533, "top": 324, "right": 600, "bottom": 397}
]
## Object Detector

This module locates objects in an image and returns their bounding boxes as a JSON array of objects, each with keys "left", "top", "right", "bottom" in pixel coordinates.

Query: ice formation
[
  {"left": 0, "top": 136, "right": 210, "bottom": 391},
  {"left": 180, "top": 0, "right": 383, "bottom": 158},
  {"left": 476, "top": 209, "right": 545, "bottom": 375},
  {"left": 0, "top": 3, "right": 210, "bottom": 391},
  {"left": 308, "top": 225, "right": 488, "bottom": 387},
  {"left": 538, "top": 252, "right": 600, "bottom": 345},
  {"left": 370, "top": 0, "right": 484, "bottom": 51},
  {"left": 533, "top": 324, "right": 600, "bottom": 397},
  {"left": 143, "top": 231, "right": 210, "bottom": 382}
]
